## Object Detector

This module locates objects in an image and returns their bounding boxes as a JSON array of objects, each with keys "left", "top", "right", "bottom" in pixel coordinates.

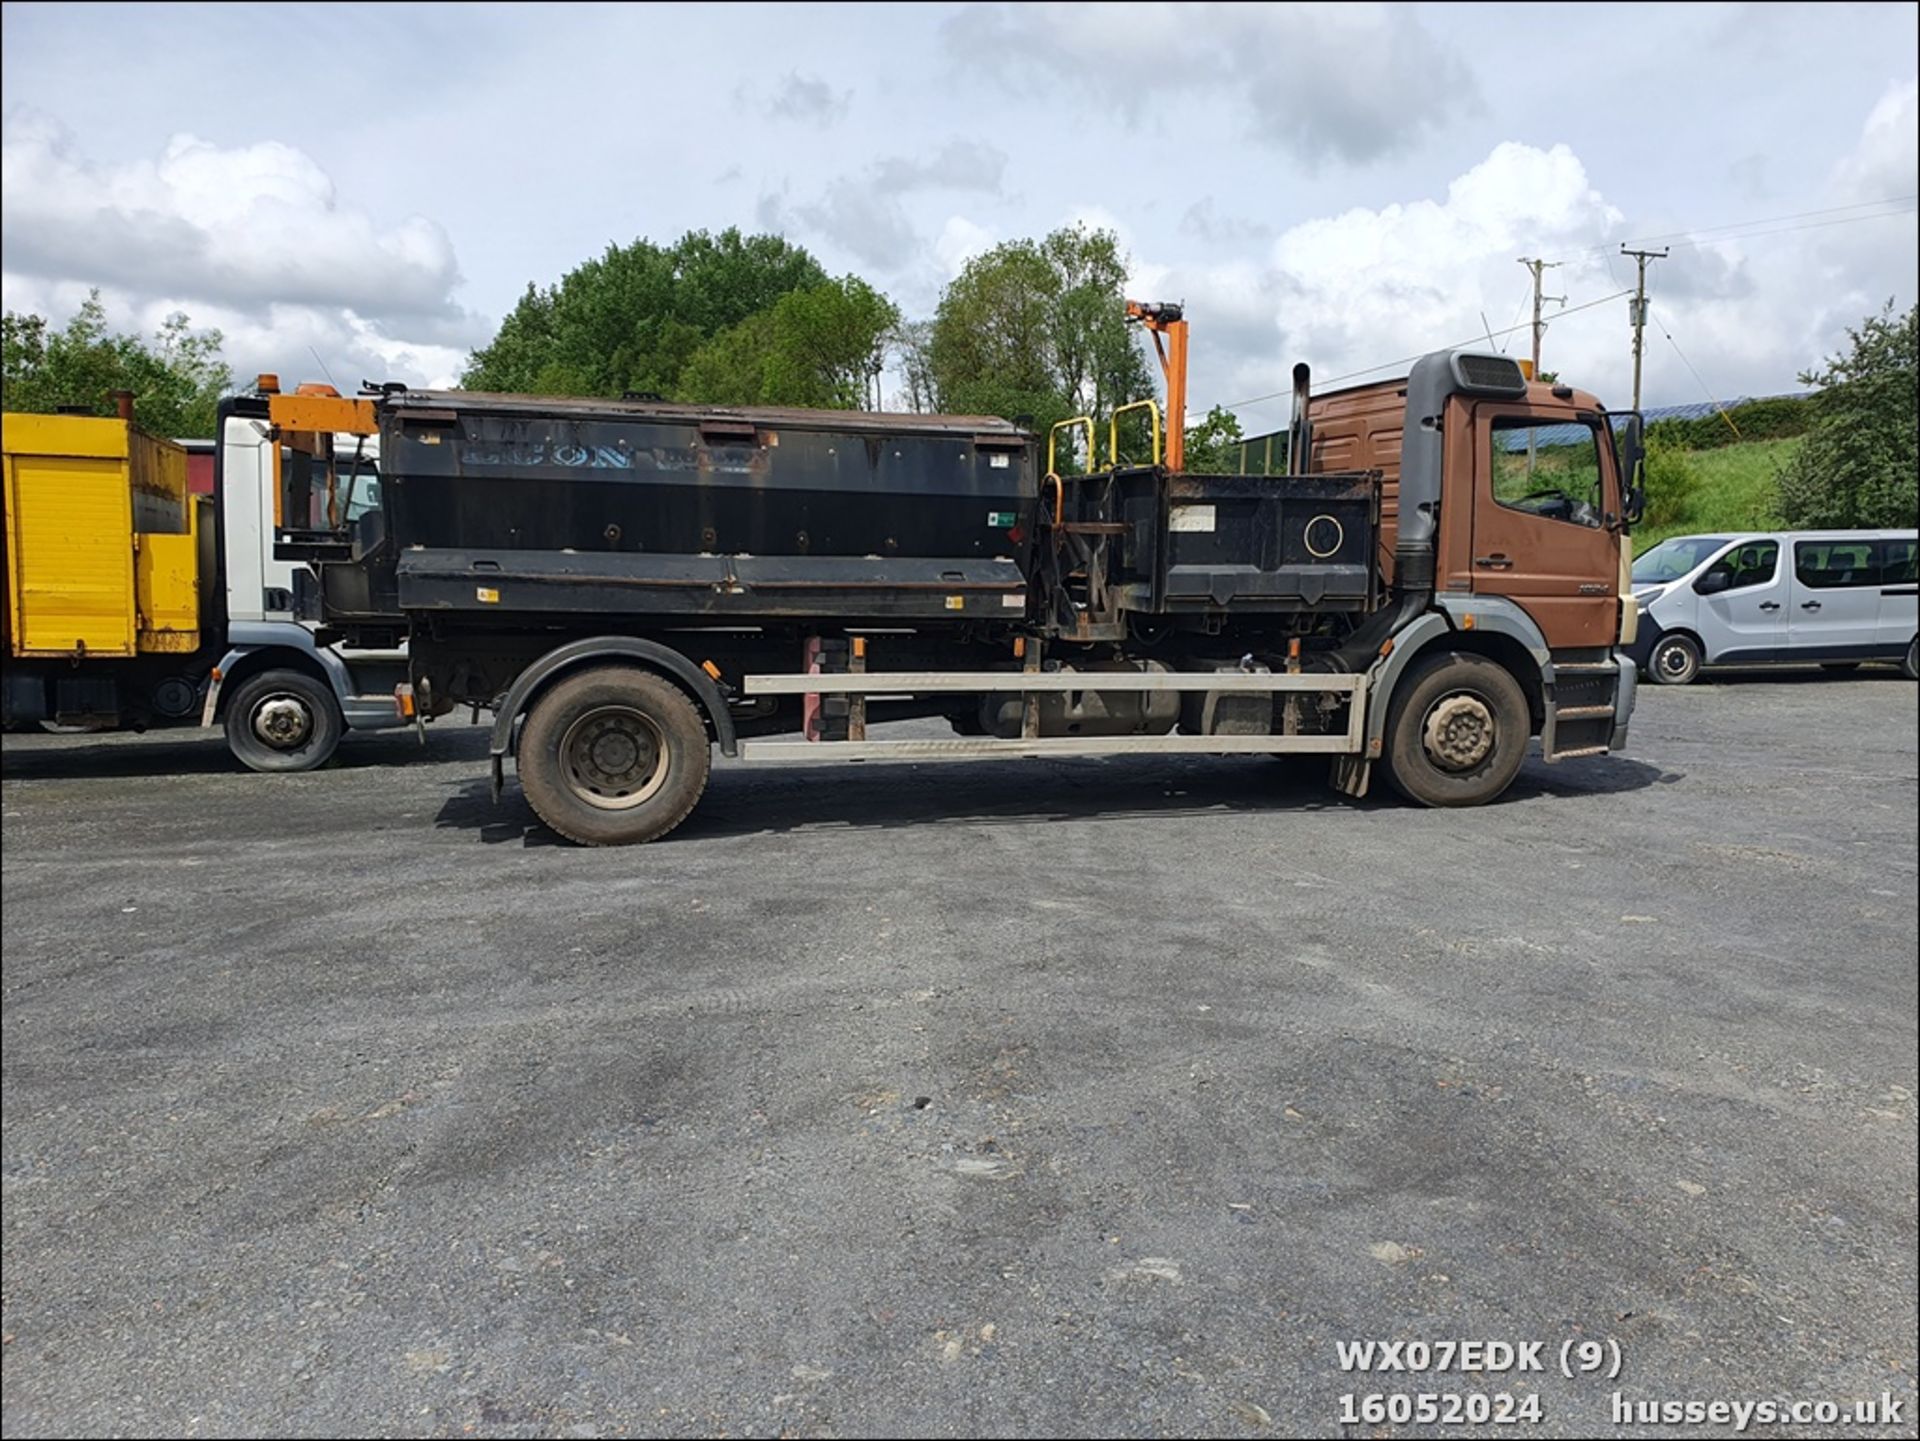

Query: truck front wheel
[
  {"left": 517, "top": 666, "right": 711, "bottom": 845},
  {"left": 1382, "top": 652, "right": 1530, "bottom": 808},
  {"left": 225, "top": 668, "right": 343, "bottom": 773}
]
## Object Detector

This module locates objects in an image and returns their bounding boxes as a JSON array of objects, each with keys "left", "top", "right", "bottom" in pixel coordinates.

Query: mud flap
[{"left": 1331, "top": 753, "right": 1372, "bottom": 798}]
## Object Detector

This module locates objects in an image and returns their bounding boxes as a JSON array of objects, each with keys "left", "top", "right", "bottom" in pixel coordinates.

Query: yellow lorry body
[{"left": 2, "top": 412, "right": 202, "bottom": 659}]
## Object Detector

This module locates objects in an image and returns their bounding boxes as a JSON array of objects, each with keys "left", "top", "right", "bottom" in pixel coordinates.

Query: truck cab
[
  {"left": 198, "top": 389, "right": 410, "bottom": 770},
  {"left": 1312, "top": 364, "right": 1639, "bottom": 763}
]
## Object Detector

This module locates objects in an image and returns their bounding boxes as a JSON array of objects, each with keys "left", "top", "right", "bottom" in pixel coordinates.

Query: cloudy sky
[{"left": 3, "top": 2, "right": 1915, "bottom": 433}]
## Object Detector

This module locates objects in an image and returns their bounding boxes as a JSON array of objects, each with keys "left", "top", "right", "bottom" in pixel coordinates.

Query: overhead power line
[
  {"left": 1221, "top": 288, "right": 1633, "bottom": 410},
  {"left": 1650, "top": 204, "right": 1918, "bottom": 253},
  {"left": 1208, "top": 194, "right": 1916, "bottom": 417},
  {"left": 1556, "top": 194, "right": 1916, "bottom": 261},
  {"left": 1648, "top": 304, "right": 1742, "bottom": 442}
]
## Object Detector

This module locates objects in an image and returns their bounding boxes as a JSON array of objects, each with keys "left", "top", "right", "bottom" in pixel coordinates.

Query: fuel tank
[{"left": 979, "top": 660, "right": 1181, "bottom": 738}]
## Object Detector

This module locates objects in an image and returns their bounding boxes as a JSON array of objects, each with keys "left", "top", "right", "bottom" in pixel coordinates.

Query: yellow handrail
[
  {"left": 1108, "top": 398, "right": 1163, "bottom": 469},
  {"left": 1047, "top": 416, "right": 1094, "bottom": 478}
]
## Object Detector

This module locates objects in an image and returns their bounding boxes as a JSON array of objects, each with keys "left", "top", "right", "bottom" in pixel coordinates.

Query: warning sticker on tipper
[
  {"left": 1169, "top": 504, "right": 1216, "bottom": 533},
  {"left": 945, "top": 595, "right": 965, "bottom": 610},
  {"left": 989, "top": 454, "right": 1010, "bottom": 469},
  {"left": 987, "top": 510, "right": 1017, "bottom": 528}
]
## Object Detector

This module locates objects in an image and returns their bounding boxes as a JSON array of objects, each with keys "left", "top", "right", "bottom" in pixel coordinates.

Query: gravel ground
[{"left": 3, "top": 670, "right": 1915, "bottom": 1438}]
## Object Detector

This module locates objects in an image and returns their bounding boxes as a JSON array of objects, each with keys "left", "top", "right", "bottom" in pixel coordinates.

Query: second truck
[
  {"left": 2, "top": 388, "right": 409, "bottom": 769},
  {"left": 267, "top": 304, "right": 1645, "bottom": 844}
]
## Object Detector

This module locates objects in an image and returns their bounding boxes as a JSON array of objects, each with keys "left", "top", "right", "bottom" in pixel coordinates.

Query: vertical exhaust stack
[
  {"left": 1395, "top": 351, "right": 1456, "bottom": 596},
  {"left": 1287, "top": 363, "right": 1312, "bottom": 475}
]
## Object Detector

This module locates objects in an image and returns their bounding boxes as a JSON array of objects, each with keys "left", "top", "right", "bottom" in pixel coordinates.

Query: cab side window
[
  {"left": 1700, "top": 540, "right": 1779, "bottom": 591},
  {"left": 1795, "top": 540, "right": 1876, "bottom": 589},
  {"left": 1488, "top": 418, "right": 1606, "bottom": 529}
]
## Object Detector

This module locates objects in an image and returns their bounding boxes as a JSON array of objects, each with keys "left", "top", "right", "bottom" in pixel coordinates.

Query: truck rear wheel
[
  {"left": 517, "top": 666, "right": 711, "bottom": 845},
  {"left": 1382, "top": 652, "right": 1530, "bottom": 808},
  {"left": 225, "top": 668, "right": 342, "bottom": 773}
]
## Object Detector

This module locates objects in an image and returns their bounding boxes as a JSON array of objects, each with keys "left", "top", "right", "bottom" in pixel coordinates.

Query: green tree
[
  {"left": 461, "top": 228, "right": 834, "bottom": 398},
  {"left": 889, "top": 319, "right": 941, "bottom": 413},
  {"left": 761, "top": 277, "right": 898, "bottom": 409},
  {"left": 1776, "top": 301, "right": 1918, "bottom": 528},
  {"left": 1638, "top": 435, "right": 1703, "bottom": 533},
  {"left": 1181, "top": 404, "right": 1245, "bottom": 473},
  {"left": 676, "top": 277, "right": 899, "bottom": 409},
  {"left": 928, "top": 224, "right": 1152, "bottom": 466},
  {"left": 2, "top": 292, "right": 231, "bottom": 436}
]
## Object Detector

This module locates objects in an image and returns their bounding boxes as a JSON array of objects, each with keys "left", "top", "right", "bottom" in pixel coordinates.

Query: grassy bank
[{"left": 1635, "top": 436, "right": 1800, "bottom": 549}]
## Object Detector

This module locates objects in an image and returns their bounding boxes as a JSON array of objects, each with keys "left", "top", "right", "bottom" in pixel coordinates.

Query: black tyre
[
  {"left": 1647, "top": 633, "right": 1702, "bottom": 686},
  {"left": 224, "top": 668, "right": 342, "bottom": 773},
  {"left": 517, "top": 666, "right": 711, "bottom": 845},
  {"left": 1383, "top": 652, "right": 1531, "bottom": 808},
  {"left": 1903, "top": 638, "right": 1918, "bottom": 681}
]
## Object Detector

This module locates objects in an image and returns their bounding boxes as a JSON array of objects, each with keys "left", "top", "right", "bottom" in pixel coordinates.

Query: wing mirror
[
  {"left": 1694, "top": 568, "right": 1731, "bottom": 595},
  {"left": 1618, "top": 413, "right": 1646, "bottom": 526}
]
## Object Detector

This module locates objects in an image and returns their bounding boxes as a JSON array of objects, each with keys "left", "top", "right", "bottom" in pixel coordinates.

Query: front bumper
[
  {"left": 1610, "top": 651, "right": 1638, "bottom": 750},
  {"left": 1619, "top": 618, "right": 1661, "bottom": 676}
]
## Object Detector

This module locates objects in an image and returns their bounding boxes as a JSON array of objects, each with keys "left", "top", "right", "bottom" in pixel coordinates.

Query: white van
[{"left": 1627, "top": 530, "right": 1918, "bottom": 684}]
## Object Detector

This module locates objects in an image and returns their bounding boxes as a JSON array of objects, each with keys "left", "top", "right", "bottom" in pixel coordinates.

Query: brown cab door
[{"left": 1468, "top": 406, "right": 1621, "bottom": 649}]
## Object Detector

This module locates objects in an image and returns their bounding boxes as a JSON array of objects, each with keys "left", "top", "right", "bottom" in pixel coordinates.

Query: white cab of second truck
[{"left": 201, "top": 410, "right": 411, "bottom": 771}]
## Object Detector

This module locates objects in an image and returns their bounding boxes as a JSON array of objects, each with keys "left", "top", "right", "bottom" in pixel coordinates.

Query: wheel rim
[
  {"left": 561, "top": 705, "right": 669, "bottom": 810},
  {"left": 1421, "top": 692, "right": 1496, "bottom": 772},
  {"left": 1657, "top": 642, "right": 1695, "bottom": 681},
  {"left": 251, "top": 693, "right": 315, "bottom": 749}
]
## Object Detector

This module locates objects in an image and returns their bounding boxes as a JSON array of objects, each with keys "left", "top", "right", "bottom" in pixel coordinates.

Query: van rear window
[
  {"left": 1878, "top": 539, "right": 1918, "bottom": 586},
  {"left": 1794, "top": 540, "right": 1877, "bottom": 589}
]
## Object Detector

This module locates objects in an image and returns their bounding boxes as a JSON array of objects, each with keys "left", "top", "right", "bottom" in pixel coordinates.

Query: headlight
[{"left": 1632, "top": 585, "right": 1668, "bottom": 606}]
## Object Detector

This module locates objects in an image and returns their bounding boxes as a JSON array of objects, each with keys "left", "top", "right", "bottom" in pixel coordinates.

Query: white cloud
[
  {"left": 871, "top": 140, "right": 1006, "bottom": 196},
  {"left": 1, "top": 114, "right": 485, "bottom": 389},
  {"left": 1135, "top": 142, "right": 1624, "bottom": 422},
  {"left": 786, "top": 139, "right": 1008, "bottom": 271},
  {"left": 934, "top": 216, "right": 996, "bottom": 277},
  {"left": 760, "top": 72, "right": 851, "bottom": 127},
  {"left": 1834, "top": 78, "right": 1918, "bottom": 201},
  {"left": 943, "top": 2, "right": 1477, "bottom": 166},
  {"left": 1127, "top": 104, "right": 1916, "bottom": 434}
]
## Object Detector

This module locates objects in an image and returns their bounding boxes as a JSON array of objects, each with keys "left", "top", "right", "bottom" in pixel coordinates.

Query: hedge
[{"left": 1645, "top": 394, "right": 1810, "bottom": 452}]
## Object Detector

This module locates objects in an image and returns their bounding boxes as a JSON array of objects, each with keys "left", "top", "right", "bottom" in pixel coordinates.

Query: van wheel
[
  {"left": 1383, "top": 652, "right": 1530, "bottom": 808},
  {"left": 517, "top": 666, "right": 711, "bottom": 845},
  {"left": 225, "top": 669, "right": 342, "bottom": 772},
  {"left": 1903, "top": 638, "right": 1918, "bottom": 681},
  {"left": 1648, "top": 634, "right": 1702, "bottom": 686}
]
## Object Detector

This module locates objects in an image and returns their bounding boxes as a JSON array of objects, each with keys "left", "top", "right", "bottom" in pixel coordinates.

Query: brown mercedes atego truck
[{"left": 267, "top": 308, "right": 1644, "bottom": 844}]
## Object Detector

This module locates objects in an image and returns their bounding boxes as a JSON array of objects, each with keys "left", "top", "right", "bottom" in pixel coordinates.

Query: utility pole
[
  {"left": 1620, "top": 245, "right": 1668, "bottom": 413},
  {"left": 1517, "top": 257, "right": 1565, "bottom": 378},
  {"left": 1517, "top": 257, "right": 1563, "bottom": 473}
]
